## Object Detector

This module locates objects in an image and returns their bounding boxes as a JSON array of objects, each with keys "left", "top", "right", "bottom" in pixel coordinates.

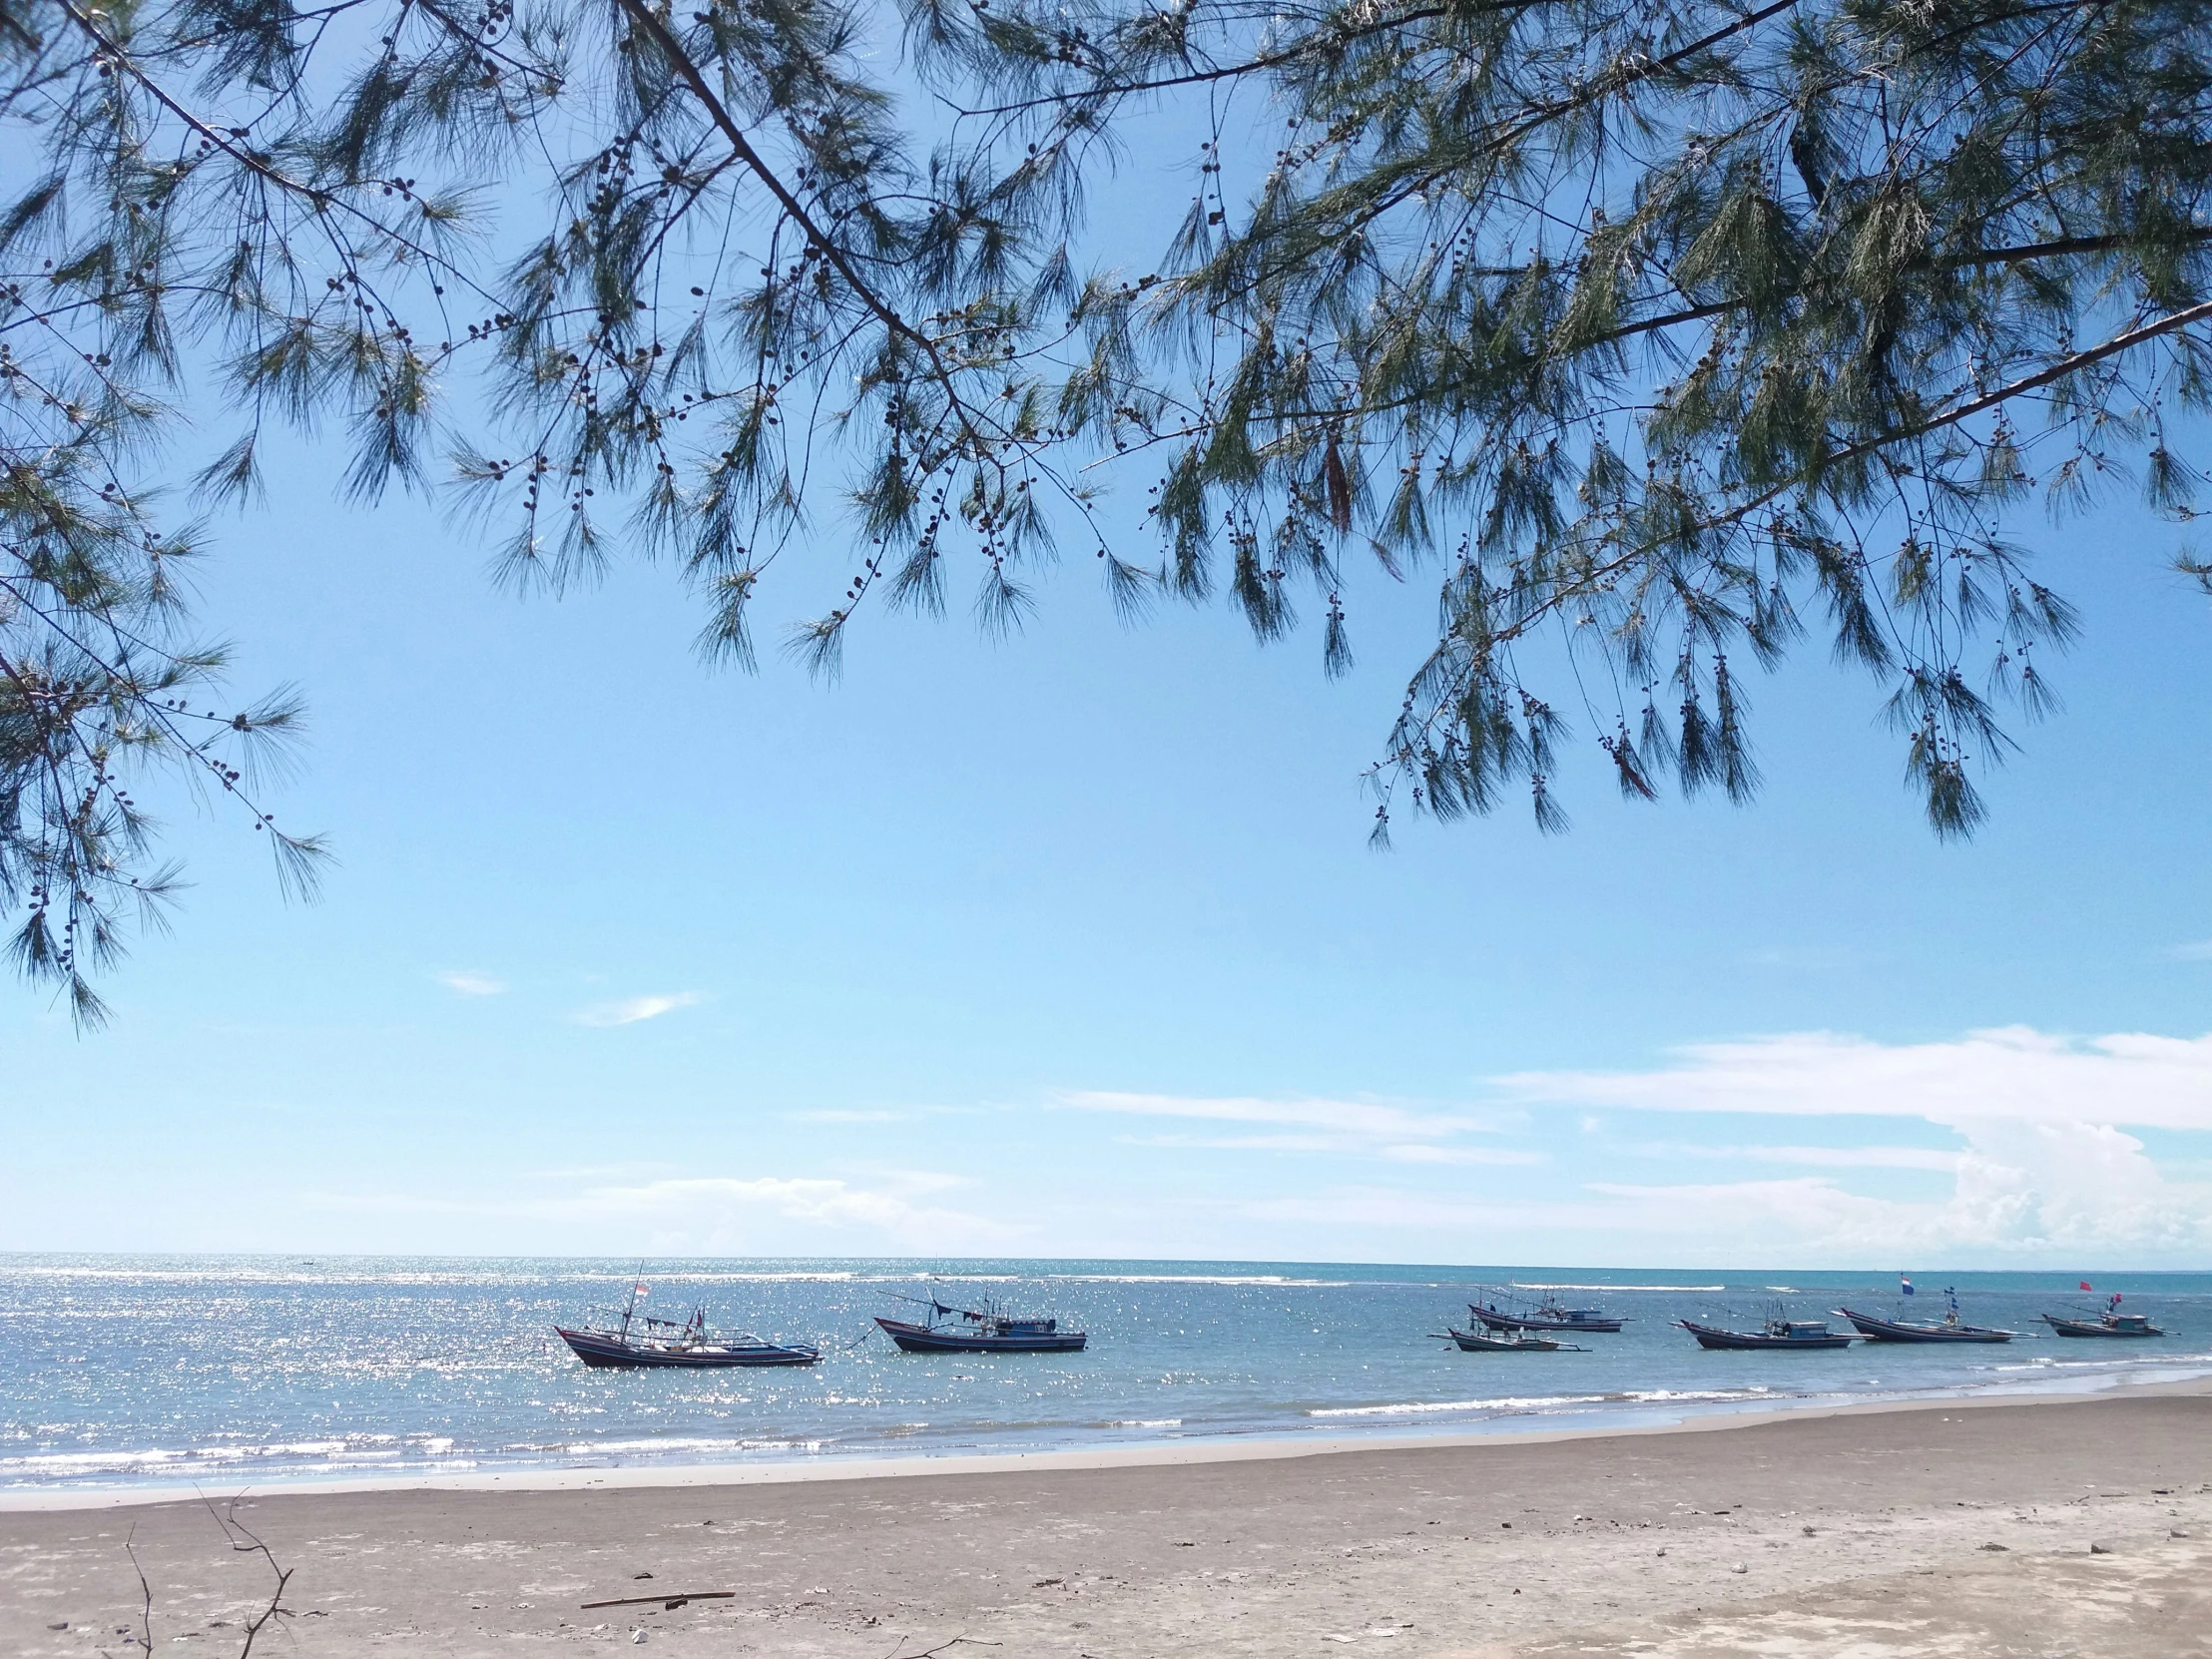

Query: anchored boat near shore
[
  {"left": 1432, "top": 1326, "right": 1583, "bottom": 1353},
  {"left": 875, "top": 1292, "right": 1088, "bottom": 1354},
  {"left": 1835, "top": 1286, "right": 2017, "bottom": 1344},
  {"left": 554, "top": 1279, "right": 821, "bottom": 1369},
  {"left": 1679, "top": 1313, "right": 1855, "bottom": 1351},
  {"left": 2041, "top": 1290, "right": 2162, "bottom": 1338},
  {"left": 1467, "top": 1292, "right": 1626, "bottom": 1334}
]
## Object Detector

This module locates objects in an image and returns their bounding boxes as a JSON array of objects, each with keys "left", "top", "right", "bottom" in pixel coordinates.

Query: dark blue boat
[
  {"left": 2041, "top": 1292, "right": 2161, "bottom": 1338},
  {"left": 875, "top": 1293, "right": 1087, "bottom": 1354},
  {"left": 1836, "top": 1288, "right": 2016, "bottom": 1344},
  {"left": 555, "top": 1280, "right": 820, "bottom": 1368},
  {"left": 1679, "top": 1316, "right": 1854, "bottom": 1351}
]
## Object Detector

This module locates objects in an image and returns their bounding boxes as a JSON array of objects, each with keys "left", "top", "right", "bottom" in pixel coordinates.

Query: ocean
[{"left": 6, "top": 1256, "right": 2208, "bottom": 1492}]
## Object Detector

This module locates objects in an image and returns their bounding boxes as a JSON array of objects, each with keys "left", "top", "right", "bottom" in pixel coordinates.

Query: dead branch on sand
[
  {"left": 884, "top": 1637, "right": 1001, "bottom": 1659},
  {"left": 99, "top": 1495, "right": 294, "bottom": 1659}
]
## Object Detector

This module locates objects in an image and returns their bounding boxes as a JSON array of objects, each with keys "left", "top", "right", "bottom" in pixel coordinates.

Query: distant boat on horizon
[{"left": 875, "top": 1292, "right": 1087, "bottom": 1354}]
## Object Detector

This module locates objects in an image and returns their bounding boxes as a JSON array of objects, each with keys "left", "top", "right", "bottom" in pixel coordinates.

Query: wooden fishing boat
[
  {"left": 875, "top": 1293, "right": 1087, "bottom": 1354},
  {"left": 555, "top": 1283, "right": 820, "bottom": 1369},
  {"left": 556, "top": 1320, "right": 822, "bottom": 1368},
  {"left": 1432, "top": 1326, "right": 1579, "bottom": 1353},
  {"left": 1467, "top": 1294, "right": 1625, "bottom": 1334},
  {"left": 2041, "top": 1293, "right": 2161, "bottom": 1338},
  {"left": 1679, "top": 1316, "right": 1854, "bottom": 1351},
  {"left": 1835, "top": 1289, "right": 2016, "bottom": 1344}
]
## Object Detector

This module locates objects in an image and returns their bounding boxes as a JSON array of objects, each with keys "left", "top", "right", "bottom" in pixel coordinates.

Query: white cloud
[
  {"left": 553, "top": 1170, "right": 1025, "bottom": 1252},
  {"left": 1495, "top": 1026, "right": 2212, "bottom": 1131},
  {"left": 573, "top": 990, "right": 708, "bottom": 1027},
  {"left": 1117, "top": 1132, "right": 1355, "bottom": 1154},
  {"left": 435, "top": 971, "right": 506, "bottom": 996},
  {"left": 2172, "top": 941, "right": 2212, "bottom": 961},
  {"left": 310, "top": 1168, "right": 1025, "bottom": 1253},
  {"left": 1626, "top": 1142, "right": 1964, "bottom": 1172},
  {"left": 1063, "top": 1090, "right": 1517, "bottom": 1140},
  {"left": 1377, "top": 1143, "right": 1548, "bottom": 1167},
  {"left": 1491, "top": 1027, "right": 2212, "bottom": 1258},
  {"left": 1069, "top": 1089, "right": 1539, "bottom": 1175}
]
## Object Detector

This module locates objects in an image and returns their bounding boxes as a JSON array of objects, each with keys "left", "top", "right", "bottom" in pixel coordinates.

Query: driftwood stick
[
  {"left": 120, "top": 1527, "right": 155, "bottom": 1657},
  {"left": 881, "top": 1636, "right": 1001, "bottom": 1659},
  {"left": 579, "top": 1591, "right": 739, "bottom": 1610},
  {"left": 197, "top": 1492, "right": 294, "bottom": 1658}
]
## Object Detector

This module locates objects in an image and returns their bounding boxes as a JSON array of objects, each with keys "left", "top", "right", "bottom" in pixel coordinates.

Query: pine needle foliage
[{"left": 2, "top": 0, "right": 2208, "bottom": 1012}]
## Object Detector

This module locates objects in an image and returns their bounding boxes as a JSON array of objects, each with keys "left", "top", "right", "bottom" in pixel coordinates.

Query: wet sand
[{"left": 6, "top": 1387, "right": 2211, "bottom": 1657}]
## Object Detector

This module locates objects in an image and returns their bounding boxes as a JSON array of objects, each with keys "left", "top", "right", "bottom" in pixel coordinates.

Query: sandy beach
[{"left": 6, "top": 1387, "right": 2211, "bottom": 1658}]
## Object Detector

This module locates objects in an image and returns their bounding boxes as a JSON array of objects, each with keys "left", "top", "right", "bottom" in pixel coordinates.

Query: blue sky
[
  {"left": 7, "top": 49, "right": 2212, "bottom": 1266},
  {"left": 6, "top": 408, "right": 2212, "bottom": 1267}
]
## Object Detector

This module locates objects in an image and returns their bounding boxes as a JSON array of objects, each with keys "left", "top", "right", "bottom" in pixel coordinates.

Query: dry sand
[{"left": 6, "top": 1388, "right": 2212, "bottom": 1657}]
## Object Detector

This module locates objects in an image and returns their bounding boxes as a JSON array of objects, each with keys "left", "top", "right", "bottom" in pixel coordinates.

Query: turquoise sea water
[{"left": 5, "top": 1256, "right": 2209, "bottom": 1490}]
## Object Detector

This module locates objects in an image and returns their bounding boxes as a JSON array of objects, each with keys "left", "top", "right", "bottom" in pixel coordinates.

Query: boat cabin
[{"left": 1543, "top": 1305, "right": 1610, "bottom": 1327}]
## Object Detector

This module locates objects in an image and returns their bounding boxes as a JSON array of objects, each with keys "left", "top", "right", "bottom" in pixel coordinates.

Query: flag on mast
[
  {"left": 1900, "top": 1275, "right": 1915, "bottom": 1296},
  {"left": 2080, "top": 1281, "right": 2093, "bottom": 1292}
]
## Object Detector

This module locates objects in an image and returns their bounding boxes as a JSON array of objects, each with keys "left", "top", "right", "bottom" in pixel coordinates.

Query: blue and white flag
[{"left": 1900, "top": 1275, "right": 1915, "bottom": 1296}]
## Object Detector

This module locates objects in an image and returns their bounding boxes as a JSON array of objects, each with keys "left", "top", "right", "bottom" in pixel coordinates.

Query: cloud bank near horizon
[
  {"left": 1066, "top": 1027, "right": 2212, "bottom": 1263},
  {"left": 154, "top": 1025, "right": 2212, "bottom": 1264},
  {"left": 1493, "top": 1025, "right": 2212, "bottom": 1132},
  {"left": 1486, "top": 1026, "right": 2212, "bottom": 1259}
]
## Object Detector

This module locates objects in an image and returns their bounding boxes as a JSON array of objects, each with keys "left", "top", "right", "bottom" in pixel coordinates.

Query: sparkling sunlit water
[{"left": 5, "top": 1256, "right": 2208, "bottom": 1490}]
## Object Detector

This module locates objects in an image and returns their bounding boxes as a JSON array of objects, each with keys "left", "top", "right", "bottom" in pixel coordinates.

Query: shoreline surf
[{"left": 7, "top": 1369, "right": 2207, "bottom": 1512}]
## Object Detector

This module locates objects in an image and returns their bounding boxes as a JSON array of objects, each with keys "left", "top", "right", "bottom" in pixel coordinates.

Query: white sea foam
[
  {"left": 1044, "top": 1275, "right": 1354, "bottom": 1287},
  {"left": 1310, "top": 1394, "right": 1614, "bottom": 1418},
  {"left": 1509, "top": 1283, "right": 1725, "bottom": 1293}
]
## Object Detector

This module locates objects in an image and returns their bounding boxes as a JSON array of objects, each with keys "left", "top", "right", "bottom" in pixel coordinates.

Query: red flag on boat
[{"left": 2079, "top": 1281, "right": 2092, "bottom": 1292}]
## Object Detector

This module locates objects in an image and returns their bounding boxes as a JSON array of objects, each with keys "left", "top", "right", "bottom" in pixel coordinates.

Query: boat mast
[{"left": 621, "top": 1262, "right": 644, "bottom": 1344}]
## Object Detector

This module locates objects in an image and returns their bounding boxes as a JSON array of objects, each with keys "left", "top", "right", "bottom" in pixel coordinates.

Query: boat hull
[
  {"left": 1678, "top": 1320, "right": 1853, "bottom": 1351},
  {"left": 1439, "top": 1327, "right": 1561, "bottom": 1352},
  {"left": 2040, "top": 1315, "right": 2162, "bottom": 1338},
  {"left": 1469, "top": 1309, "right": 1623, "bottom": 1334},
  {"left": 1835, "top": 1308, "right": 2015, "bottom": 1344},
  {"left": 874, "top": 1317, "right": 1087, "bottom": 1354},
  {"left": 555, "top": 1327, "right": 821, "bottom": 1368}
]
